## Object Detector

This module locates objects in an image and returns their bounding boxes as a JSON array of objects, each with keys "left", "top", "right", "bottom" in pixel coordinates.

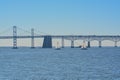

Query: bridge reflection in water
[{"left": 0, "top": 26, "right": 120, "bottom": 48}]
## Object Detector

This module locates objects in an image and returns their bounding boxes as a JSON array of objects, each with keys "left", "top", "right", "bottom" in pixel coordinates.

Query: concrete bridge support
[
  {"left": 99, "top": 41, "right": 102, "bottom": 48},
  {"left": 13, "top": 26, "right": 17, "bottom": 49},
  {"left": 61, "top": 37, "right": 64, "bottom": 48},
  {"left": 31, "top": 28, "right": 35, "bottom": 48},
  {"left": 87, "top": 41, "right": 90, "bottom": 48},
  {"left": 42, "top": 36, "right": 52, "bottom": 48},
  {"left": 71, "top": 40, "right": 74, "bottom": 48},
  {"left": 114, "top": 41, "right": 117, "bottom": 47}
]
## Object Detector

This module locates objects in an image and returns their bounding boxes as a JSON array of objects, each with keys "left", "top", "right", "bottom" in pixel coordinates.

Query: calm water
[{"left": 0, "top": 47, "right": 120, "bottom": 80}]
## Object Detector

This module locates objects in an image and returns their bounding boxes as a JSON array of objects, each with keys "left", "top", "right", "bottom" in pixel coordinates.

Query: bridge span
[{"left": 0, "top": 26, "right": 120, "bottom": 48}]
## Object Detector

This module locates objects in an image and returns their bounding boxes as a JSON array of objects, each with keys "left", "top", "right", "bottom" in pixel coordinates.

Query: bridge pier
[
  {"left": 31, "top": 28, "right": 35, "bottom": 48},
  {"left": 71, "top": 40, "right": 74, "bottom": 48},
  {"left": 99, "top": 41, "right": 102, "bottom": 48},
  {"left": 87, "top": 41, "right": 90, "bottom": 48},
  {"left": 114, "top": 41, "right": 117, "bottom": 47},
  {"left": 42, "top": 36, "right": 52, "bottom": 48},
  {"left": 61, "top": 37, "right": 64, "bottom": 48},
  {"left": 13, "top": 26, "right": 17, "bottom": 49}
]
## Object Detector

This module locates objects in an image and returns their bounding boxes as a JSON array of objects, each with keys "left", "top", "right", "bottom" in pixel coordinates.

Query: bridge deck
[{"left": 0, "top": 35, "right": 120, "bottom": 39}]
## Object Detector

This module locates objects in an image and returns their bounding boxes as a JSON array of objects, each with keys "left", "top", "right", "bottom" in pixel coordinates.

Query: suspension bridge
[{"left": 0, "top": 26, "right": 120, "bottom": 48}]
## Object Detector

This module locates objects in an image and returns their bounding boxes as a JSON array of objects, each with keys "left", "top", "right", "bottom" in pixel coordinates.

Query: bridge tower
[
  {"left": 61, "top": 37, "right": 64, "bottom": 48},
  {"left": 87, "top": 41, "right": 90, "bottom": 48},
  {"left": 114, "top": 41, "right": 117, "bottom": 47},
  {"left": 71, "top": 40, "right": 74, "bottom": 48},
  {"left": 13, "top": 26, "right": 17, "bottom": 49},
  {"left": 42, "top": 36, "right": 52, "bottom": 48},
  {"left": 31, "top": 28, "right": 35, "bottom": 48},
  {"left": 99, "top": 41, "right": 102, "bottom": 48}
]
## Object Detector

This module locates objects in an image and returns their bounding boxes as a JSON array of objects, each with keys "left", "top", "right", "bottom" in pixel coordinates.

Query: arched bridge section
[{"left": 0, "top": 26, "right": 120, "bottom": 48}]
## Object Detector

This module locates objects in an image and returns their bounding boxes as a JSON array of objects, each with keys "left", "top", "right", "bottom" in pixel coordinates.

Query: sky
[
  {"left": 0, "top": 0, "right": 120, "bottom": 46},
  {"left": 0, "top": 0, "right": 120, "bottom": 35}
]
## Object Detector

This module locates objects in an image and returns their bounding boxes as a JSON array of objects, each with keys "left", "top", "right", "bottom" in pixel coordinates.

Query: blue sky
[{"left": 0, "top": 0, "right": 120, "bottom": 35}]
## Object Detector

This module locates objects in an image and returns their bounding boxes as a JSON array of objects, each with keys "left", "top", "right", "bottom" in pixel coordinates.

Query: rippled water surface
[{"left": 0, "top": 47, "right": 120, "bottom": 80}]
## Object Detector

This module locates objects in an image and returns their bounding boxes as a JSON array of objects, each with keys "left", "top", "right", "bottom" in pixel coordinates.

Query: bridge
[{"left": 0, "top": 26, "right": 120, "bottom": 48}]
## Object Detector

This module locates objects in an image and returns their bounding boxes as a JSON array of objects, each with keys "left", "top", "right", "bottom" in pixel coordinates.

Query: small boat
[
  {"left": 81, "top": 41, "right": 87, "bottom": 50},
  {"left": 55, "top": 47, "right": 61, "bottom": 50},
  {"left": 81, "top": 47, "right": 87, "bottom": 50},
  {"left": 55, "top": 42, "right": 61, "bottom": 50}
]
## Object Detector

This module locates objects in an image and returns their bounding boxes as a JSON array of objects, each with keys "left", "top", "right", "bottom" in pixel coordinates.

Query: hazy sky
[{"left": 0, "top": 0, "right": 120, "bottom": 35}]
